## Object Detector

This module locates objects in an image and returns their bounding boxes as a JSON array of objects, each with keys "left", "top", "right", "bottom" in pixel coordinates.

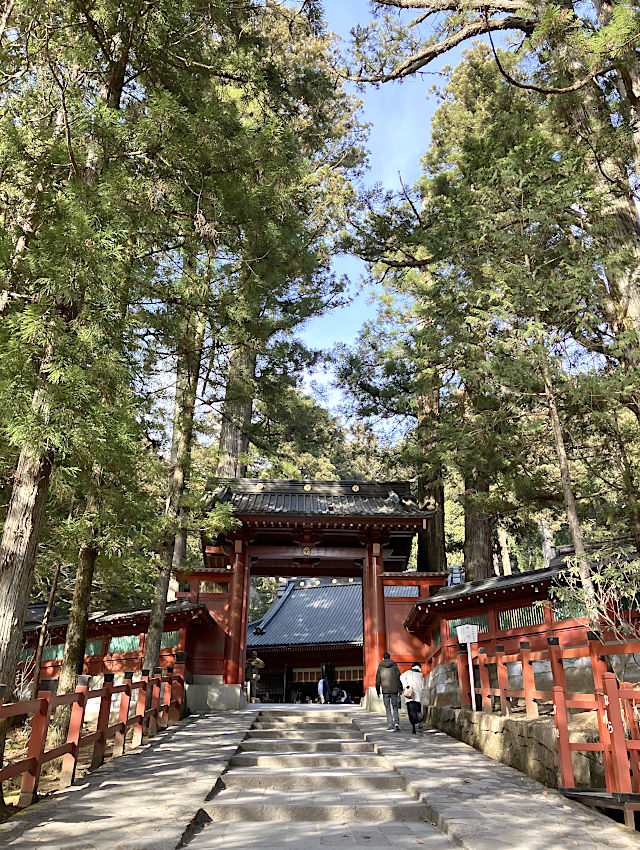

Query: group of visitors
[
  {"left": 376, "top": 652, "right": 424, "bottom": 734},
  {"left": 316, "top": 677, "right": 353, "bottom": 704}
]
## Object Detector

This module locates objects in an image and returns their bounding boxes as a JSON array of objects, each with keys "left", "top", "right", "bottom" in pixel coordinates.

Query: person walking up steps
[
  {"left": 400, "top": 663, "right": 425, "bottom": 735},
  {"left": 375, "top": 652, "right": 402, "bottom": 731}
]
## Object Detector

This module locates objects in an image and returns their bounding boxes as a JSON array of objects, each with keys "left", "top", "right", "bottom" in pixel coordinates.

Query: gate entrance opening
[{"left": 176, "top": 479, "right": 446, "bottom": 709}]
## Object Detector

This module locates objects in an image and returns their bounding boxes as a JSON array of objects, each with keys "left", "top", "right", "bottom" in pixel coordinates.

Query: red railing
[
  {"left": 0, "top": 657, "right": 186, "bottom": 809},
  {"left": 457, "top": 633, "right": 640, "bottom": 817}
]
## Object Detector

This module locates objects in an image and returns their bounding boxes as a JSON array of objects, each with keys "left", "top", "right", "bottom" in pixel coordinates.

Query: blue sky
[{"left": 300, "top": 1, "right": 440, "bottom": 404}]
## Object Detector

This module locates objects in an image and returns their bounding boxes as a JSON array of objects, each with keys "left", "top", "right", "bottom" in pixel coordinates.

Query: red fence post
[
  {"left": 588, "top": 631, "right": 617, "bottom": 791},
  {"left": 495, "top": 644, "right": 511, "bottom": 717},
  {"left": 457, "top": 647, "right": 471, "bottom": 707},
  {"left": 18, "top": 690, "right": 52, "bottom": 808},
  {"left": 131, "top": 669, "right": 149, "bottom": 748},
  {"left": 520, "top": 642, "right": 538, "bottom": 719},
  {"left": 113, "top": 671, "right": 133, "bottom": 758},
  {"left": 477, "top": 648, "right": 492, "bottom": 713},
  {"left": 148, "top": 667, "right": 162, "bottom": 738},
  {"left": 621, "top": 684, "right": 640, "bottom": 793},
  {"left": 603, "top": 673, "right": 632, "bottom": 794},
  {"left": 91, "top": 672, "right": 114, "bottom": 770},
  {"left": 170, "top": 652, "right": 187, "bottom": 724},
  {"left": 60, "top": 675, "right": 91, "bottom": 788},
  {"left": 546, "top": 636, "right": 567, "bottom": 691},
  {"left": 552, "top": 685, "right": 575, "bottom": 788},
  {"left": 161, "top": 667, "right": 172, "bottom": 729}
]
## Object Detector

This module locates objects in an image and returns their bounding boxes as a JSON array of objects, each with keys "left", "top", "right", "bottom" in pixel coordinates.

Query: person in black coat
[{"left": 375, "top": 652, "right": 402, "bottom": 731}]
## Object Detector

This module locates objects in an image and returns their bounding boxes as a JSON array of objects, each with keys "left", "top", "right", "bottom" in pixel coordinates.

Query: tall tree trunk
[
  {"left": 0, "top": 347, "right": 54, "bottom": 700},
  {"left": 540, "top": 358, "right": 600, "bottom": 631},
  {"left": 143, "top": 311, "right": 206, "bottom": 672},
  {"left": 30, "top": 561, "right": 62, "bottom": 699},
  {"left": 0, "top": 370, "right": 52, "bottom": 808},
  {"left": 417, "top": 477, "right": 446, "bottom": 572},
  {"left": 463, "top": 474, "right": 493, "bottom": 581},
  {"left": 415, "top": 383, "right": 447, "bottom": 572},
  {"left": 538, "top": 518, "right": 556, "bottom": 568},
  {"left": 46, "top": 522, "right": 98, "bottom": 748},
  {"left": 496, "top": 525, "right": 512, "bottom": 576},
  {"left": 217, "top": 344, "right": 256, "bottom": 478}
]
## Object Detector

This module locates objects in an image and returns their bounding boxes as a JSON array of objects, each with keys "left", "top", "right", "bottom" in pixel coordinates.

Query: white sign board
[{"left": 456, "top": 624, "right": 479, "bottom": 645}]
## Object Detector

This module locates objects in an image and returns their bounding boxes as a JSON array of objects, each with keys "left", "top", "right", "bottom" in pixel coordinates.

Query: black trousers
[{"left": 407, "top": 700, "right": 423, "bottom": 730}]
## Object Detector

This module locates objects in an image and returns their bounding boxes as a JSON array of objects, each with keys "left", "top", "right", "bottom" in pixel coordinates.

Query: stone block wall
[{"left": 425, "top": 705, "right": 604, "bottom": 790}]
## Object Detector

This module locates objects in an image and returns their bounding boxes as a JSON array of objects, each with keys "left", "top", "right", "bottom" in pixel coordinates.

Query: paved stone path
[
  {"left": 0, "top": 711, "right": 258, "bottom": 849},
  {"left": 189, "top": 708, "right": 453, "bottom": 849},
  {"left": 0, "top": 704, "right": 638, "bottom": 849},
  {"left": 352, "top": 711, "right": 640, "bottom": 850}
]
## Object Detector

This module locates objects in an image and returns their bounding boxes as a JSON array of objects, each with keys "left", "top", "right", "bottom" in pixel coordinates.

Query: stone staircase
[{"left": 187, "top": 708, "right": 454, "bottom": 848}]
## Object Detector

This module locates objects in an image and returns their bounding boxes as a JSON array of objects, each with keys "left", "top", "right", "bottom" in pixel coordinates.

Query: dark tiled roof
[
  {"left": 404, "top": 567, "right": 563, "bottom": 630},
  {"left": 247, "top": 580, "right": 363, "bottom": 648},
  {"left": 23, "top": 599, "right": 208, "bottom": 634},
  {"left": 425, "top": 566, "right": 561, "bottom": 605},
  {"left": 216, "top": 479, "right": 429, "bottom": 519}
]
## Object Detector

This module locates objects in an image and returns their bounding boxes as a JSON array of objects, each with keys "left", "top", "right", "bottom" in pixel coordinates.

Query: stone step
[
  {"left": 222, "top": 768, "right": 406, "bottom": 791},
  {"left": 246, "top": 728, "right": 362, "bottom": 740},
  {"left": 230, "top": 752, "right": 386, "bottom": 769},
  {"left": 256, "top": 713, "right": 354, "bottom": 723},
  {"left": 239, "top": 739, "right": 374, "bottom": 753},
  {"left": 252, "top": 723, "right": 358, "bottom": 731},
  {"left": 204, "top": 788, "right": 429, "bottom": 823}
]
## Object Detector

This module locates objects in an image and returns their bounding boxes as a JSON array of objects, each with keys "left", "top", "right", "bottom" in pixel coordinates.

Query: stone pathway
[
  {"left": 0, "top": 711, "right": 258, "bottom": 849},
  {"left": 353, "top": 712, "right": 640, "bottom": 850},
  {"left": 0, "top": 704, "right": 638, "bottom": 849},
  {"left": 189, "top": 707, "right": 453, "bottom": 849}
]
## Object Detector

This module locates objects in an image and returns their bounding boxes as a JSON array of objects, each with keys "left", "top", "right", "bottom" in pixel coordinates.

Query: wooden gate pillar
[
  {"left": 363, "top": 541, "right": 387, "bottom": 690},
  {"left": 223, "top": 538, "right": 247, "bottom": 685}
]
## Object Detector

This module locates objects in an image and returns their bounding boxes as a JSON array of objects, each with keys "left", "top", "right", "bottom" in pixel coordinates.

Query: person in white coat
[{"left": 400, "top": 663, "right": 424, "bottom": 734}]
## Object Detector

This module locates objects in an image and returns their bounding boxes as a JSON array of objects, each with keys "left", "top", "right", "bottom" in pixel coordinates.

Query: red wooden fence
[
  {"left": 0, "top": 654, "right": 186, "bottom": 809},
  {"left": 457, "top": 633, "right": 640, "bottom": 826}
]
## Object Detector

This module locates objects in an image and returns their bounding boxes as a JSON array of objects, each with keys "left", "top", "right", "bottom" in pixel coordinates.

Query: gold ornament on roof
[
  {"left": 303, "top": 483, "right": 312, "bottom": 491},
  {"left": 352, "top": 484, "right": 360, "bottom": 492}
]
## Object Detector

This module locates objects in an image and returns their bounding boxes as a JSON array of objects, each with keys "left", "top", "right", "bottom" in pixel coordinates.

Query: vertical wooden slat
[
  {"left": 18, "top": 691, "right": 52, "bottom": 807},
  {"left": 113, "top": 671, "right": 133, "bottom": 757},
  {"left": 60, "top": 675, "right": 90, "bottom": 788},
  {"left": 552, "top": 685, "right": 575, "bottom": 788},
  {"left": 91, "top": 672, "right": 114, "bottom": 770},
  {"left": 603, "top": 673, "right": 632, "bottom": 793},
  {"left": 495, "top": 644, "right": 510, "bottom": 716},
  {"left": 477, "top": 648, "right": 492, "bottom": 713},
  {"left": 131, "top": 669, "right": 149, "bottom": 748},
  {"left": 520, "top": 642, "right": 538, "bottom": 719}
]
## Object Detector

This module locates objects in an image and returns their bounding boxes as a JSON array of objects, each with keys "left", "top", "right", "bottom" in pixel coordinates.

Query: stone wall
[{"left": 425, "top": 705, "right": 604, "bottom": 790}]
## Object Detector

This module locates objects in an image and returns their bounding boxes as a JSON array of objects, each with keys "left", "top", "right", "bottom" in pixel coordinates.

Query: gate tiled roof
[{"left": 216, "top": 479, "right": 428, "bottom": 519}]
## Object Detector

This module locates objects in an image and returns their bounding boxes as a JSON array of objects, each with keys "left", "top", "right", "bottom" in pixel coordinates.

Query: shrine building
[{"left": 175, "top": 478, "right": 446, "bottom": 709}]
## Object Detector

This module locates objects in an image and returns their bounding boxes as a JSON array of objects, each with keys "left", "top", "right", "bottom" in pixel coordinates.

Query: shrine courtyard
[{"left": 0, "top": 704, "right": 637, "bottom": 850}]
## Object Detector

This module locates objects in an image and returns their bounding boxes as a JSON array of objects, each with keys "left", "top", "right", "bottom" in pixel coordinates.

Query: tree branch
[
  {"left": 351, "top": 15, "right": 535, "bottom": 82},
  {"left": 485, "top": 12, "right": 616, "bottom": 96}
]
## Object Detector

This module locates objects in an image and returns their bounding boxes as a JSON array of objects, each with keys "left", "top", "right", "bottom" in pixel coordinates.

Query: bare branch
[
  {"left": 485, "top": 13, "right": 617, "bottom": 96},
  {"left": 350, "top": 16, "right": 535, "bottom": 82},
  {"left": 398, "top": 170, "right": 422, "bottom": 225}
]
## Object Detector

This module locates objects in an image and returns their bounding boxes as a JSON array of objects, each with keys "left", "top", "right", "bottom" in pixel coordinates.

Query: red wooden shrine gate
[{"left": 176, "top": 479, "right": 445, "bottom": 698}]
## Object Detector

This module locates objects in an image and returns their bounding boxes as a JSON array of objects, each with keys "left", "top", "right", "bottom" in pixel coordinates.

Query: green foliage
[{"left": 339, "top": 45, "right": 640, "bottom": 570}]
